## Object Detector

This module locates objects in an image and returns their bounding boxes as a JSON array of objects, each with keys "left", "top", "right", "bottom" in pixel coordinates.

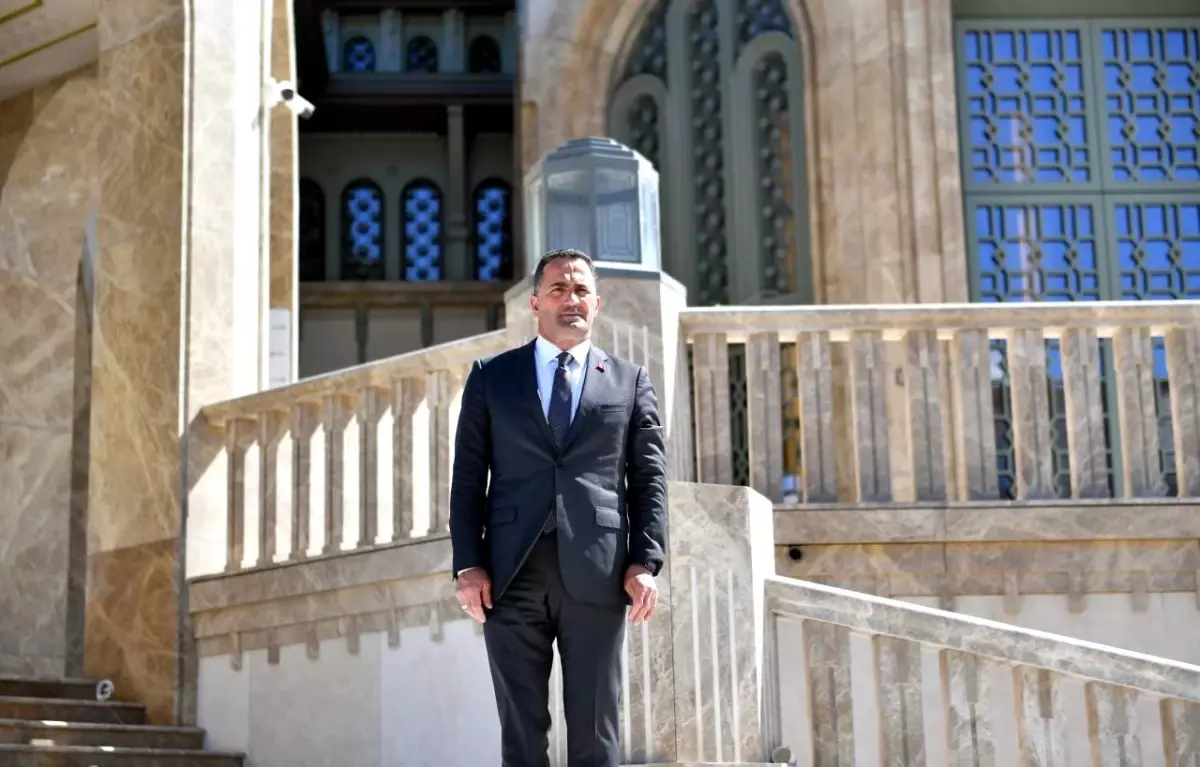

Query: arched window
[
  {"left": 343, "top": 36, "right": 376, "bottom": 72},
  {"left": 299, "top": 178, "right": 326, "bottom": 282},
  {"left": 341, "top": 179, "right": 384, "bottom": 280},
  {"left": 473, "top": 179, "right": 513, "bottom": 280},
  {"left": 402, "top": 179, "right": 443, "bottom": 281},
  {"left": 955, "top": 15, "right": 1200, "bottom": 499},
  {"left": 468, "top": 35, "right": 502, "bottom": 73},
  {"left": 607, "top": 0, "right": 810, "bottom": 308},
  {"left": 406, "top": 35, "right": 439, "bottom": 73},
  {"left": 609, "top": 0, "right": 809, "bottom": 489}
]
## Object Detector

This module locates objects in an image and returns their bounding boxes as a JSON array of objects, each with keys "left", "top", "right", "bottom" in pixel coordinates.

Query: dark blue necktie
[
  {"left": 543, "top": 351, "right": 573, "bottom": 533},
  {"left": 547, "top": 351, "right": 573, "bottom": 448}
]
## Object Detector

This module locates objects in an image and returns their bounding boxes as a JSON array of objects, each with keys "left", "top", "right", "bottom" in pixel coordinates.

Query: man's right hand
[{"left": 455, "top": 567, "right": 493, "bottom": 623}]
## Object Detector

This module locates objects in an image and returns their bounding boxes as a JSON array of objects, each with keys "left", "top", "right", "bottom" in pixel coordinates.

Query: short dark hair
[{"left": 531, "top": 248, "right": 598, "bottom": 294}]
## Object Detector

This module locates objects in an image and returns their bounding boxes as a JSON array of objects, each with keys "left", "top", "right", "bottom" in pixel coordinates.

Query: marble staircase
[{"left": 0, "top": 676, "right": 242, "bottom": 766}]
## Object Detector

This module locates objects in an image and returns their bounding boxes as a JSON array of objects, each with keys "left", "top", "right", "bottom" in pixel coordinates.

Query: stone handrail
[
  {"left": 187, "top": 330, "right": 509, "bottom": 578},
  {"left": 680, "top": 300, "right": 1200, "bottom": 505},
  {"left": 763, "top": 575, "right": 1200, "bottom": 764}
]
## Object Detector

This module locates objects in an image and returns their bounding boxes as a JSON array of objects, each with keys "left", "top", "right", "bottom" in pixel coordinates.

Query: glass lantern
[{"left": 524, "top": 137, "right": 661, "bottom": 273}]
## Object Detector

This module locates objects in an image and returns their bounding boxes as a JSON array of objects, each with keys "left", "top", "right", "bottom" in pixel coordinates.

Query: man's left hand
[{"left": 624, "top": 564, "right": 658, "bottom": 624}]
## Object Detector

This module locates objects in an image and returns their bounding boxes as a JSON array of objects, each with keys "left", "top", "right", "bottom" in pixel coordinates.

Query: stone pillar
[
  {"left": 441, "top": 10, "right": 465, "bottom": 72},
  {"left": 267, "top": 0, "right": 298, "bottom": 387},
  {"left": 379, "top": 9, "right": 402, "bottom": 71},
  {"left": 446, "top": 104, "right": 469, "bottom": 280},
  {"left": 320, "top": 9, "right": 339, "bottom": 73},
  {"left": 87, "top": 1, "right": 266, "bottom": 724}
]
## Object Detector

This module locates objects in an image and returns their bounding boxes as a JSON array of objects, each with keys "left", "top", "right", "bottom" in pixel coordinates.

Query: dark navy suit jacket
[{"left": 448, "top": 339, "right": 668, "bottom": 605}]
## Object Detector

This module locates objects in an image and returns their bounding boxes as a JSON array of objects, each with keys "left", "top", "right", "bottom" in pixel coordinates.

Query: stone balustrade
[
  {"left": 763, "top": 575, "right": 1200, "bottom": 765},
  {"left": 681, "top": 300, "right": 1200, "bottom": 505},
  {"left": 186, "top": 329, "right": 508, "bottom": 578}
]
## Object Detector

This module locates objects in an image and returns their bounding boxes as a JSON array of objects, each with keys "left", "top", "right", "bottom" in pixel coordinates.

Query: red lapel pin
[{"left": 595, "top": 361, "right": 606, "bottom": 373}]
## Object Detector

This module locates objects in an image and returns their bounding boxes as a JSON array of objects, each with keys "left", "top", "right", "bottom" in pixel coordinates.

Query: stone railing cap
[{"left": 766, "top": 575, "right": 1200, "bottom": 701}]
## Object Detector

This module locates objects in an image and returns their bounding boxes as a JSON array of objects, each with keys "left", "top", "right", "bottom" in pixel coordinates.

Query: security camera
[{"left": 265, "top": 78, "right": 315, "bottom": 119}]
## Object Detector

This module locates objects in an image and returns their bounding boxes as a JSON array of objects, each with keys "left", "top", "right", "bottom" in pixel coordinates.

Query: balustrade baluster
[
  {"left": 1112, "top": 327, "right": 1165, "bottom": 498},
  {"left": 807, "top": 622, "right": 855, "bottom": 765},
  {"left": 746, "top": 332, "right": 784, "bottom": 502},
  {"left": 357, "top": 386, "right": 386, "bottom": 547},
  {"left": 1014, "top": 667, "right": 1070, "bottom": 767},
  {"left": 941, "top": 650, "right": 998, "bottom": 766},
  {"left": 1165, "top": 327, "right": 1200, "bottom": 497},
  {"left": 949, "top": 329, "right": 999, "bottom": 500},
  {"left": 904, "top": 329, "right": 947, "bottom": 502},
  {"left": 289, "top": 403, "right": 318, "bottom": 560},
  {"left": 427, "top": 367, "right": 463, "bottom": 533},
  {"left": 1085, "top": 682, "right": 1143, "bottom": 767},
  {"left": 1006, "top": 329, "right": 1055, "bottom": 500},
  {"left": 876, "top": 636, "right": 927, "bottom": 765},
  {"left": 796, "top": 331, "right": 837, "bottom": 502},
  {"left": 1160, "top": 698, "right": 1200, "bottom": 765},
  {"left": 1061, "top": 329, "right": 1110, "bottom": 499},
  {"left": 848, "top": 331, "right": 891, "bottom": 502},
  {"left": 392, "top": 376, "right": 426, "bottom": 541},
  {"left": 225, "top": 418, "right": 253, "bottom": 572},
  {"left": 691, "top": 333, "right": 733, "bottom": 485},
  {"left": 257, "top": 411, "right": 286, "bottom": 566},
  {"left": 322, "top": 394, "right": 351, "bottom": 554}
]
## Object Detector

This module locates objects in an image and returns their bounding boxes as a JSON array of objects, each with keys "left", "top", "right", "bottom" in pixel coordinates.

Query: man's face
[{"left": 530, "top": 257, "right": 601, "bottom": 347}]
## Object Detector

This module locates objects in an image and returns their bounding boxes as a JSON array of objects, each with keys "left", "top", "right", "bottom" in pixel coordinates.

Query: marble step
[
  {"left": 0, "top": 677, "right": 103, "bottom": 701},
  {"left": 0, "top": 744, "right": 243, "bottom": 766},
  {"left": 0, "top": 697, "right": 146, "bottom": 726},
  {"left": 0, "top": 718, "right": 205, "bottom": 749}
]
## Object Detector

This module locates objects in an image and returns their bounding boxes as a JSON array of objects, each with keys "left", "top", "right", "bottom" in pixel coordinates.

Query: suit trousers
[{"left": 483, "top": 533, "right": 626, "bottom": 767}]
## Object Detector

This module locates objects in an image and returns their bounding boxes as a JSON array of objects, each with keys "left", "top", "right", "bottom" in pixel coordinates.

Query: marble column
[
  {"left": 446, "top": 104, "right": 469, "bottom": 280},
  {"left": 379, "top": 10, "right": 402, "bottom": 71},
  {"left": 441, "top": 10, "right": 465, "bottom": 72},
  {"left": 86, "top": 0, "right": 265, "bottom": 724},
  {"left": 268, "top": 0, "right": 299, "bottom": 387}
]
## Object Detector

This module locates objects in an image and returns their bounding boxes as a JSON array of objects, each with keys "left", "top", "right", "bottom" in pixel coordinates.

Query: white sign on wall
[{"left": 268, "top": 308, "right": 292, "bottom": 389}]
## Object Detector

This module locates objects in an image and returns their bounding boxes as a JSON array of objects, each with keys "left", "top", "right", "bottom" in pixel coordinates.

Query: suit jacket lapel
[
  {"left": 560, "top": 346, "right": 610, "bottom": 453},
  {"left": 516, "top": 340, "right": 557, "bottom": 450}
]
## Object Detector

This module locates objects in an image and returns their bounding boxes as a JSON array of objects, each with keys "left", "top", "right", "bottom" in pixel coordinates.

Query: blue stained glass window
[
  {"left": 341, "top": 180, "right": 384, "bottom": 280},
  {"left": 344, "top": 36, "right": 376, "bottom": 73},
  {"left": 403, "top": 180, "right": 443, "bottom": 281},
  {"left": 406, "top": 36, "right": 439, "bottom": 72},
  {"left": 473, "top": 180, "right": 513, "bottom": 280}
]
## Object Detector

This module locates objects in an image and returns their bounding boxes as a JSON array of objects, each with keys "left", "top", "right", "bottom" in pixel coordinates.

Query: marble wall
[
  {"left": 188, "top": 481, "right": 777, "bottom": 766},
  {"left": 519, "top": 0, "right": 968, "bottom": 304},
  {"left": 0, "top": 67, "right": 102, "bottom": 678}
]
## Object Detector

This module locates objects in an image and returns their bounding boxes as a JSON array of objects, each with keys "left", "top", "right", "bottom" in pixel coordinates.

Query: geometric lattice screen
[
  {"left": 341, "top": 179, "right": 385, "bottom": 280},
  {"left": 402, "top": 180, "right": 444, "bottom": 281},
  {"left": 958, "top": 19, "right": 1200, "bottom": 498},
  {"left": 473, "top": 179, "right": 514, "bottom": 281},
  {"left": 344, "top": 36, "right": 376, "bottom": 73}
]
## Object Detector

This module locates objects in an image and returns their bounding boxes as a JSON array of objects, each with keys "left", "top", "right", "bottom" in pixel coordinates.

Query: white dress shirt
[{"left": 534, "top": 335, "right": 590, "bottom": 423}]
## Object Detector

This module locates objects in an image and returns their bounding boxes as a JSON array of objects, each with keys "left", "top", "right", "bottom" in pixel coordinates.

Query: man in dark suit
[{"left": 450, "top": 248, "right": 668, "bottom": 767}]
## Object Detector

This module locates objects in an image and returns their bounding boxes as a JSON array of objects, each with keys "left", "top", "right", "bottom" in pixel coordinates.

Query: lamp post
[
  {"left": 521, "top": 136, "right": 662, "bottom": 273},
  {"left": 505, "top": 136, "right": 690, "bottom": 478}
]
